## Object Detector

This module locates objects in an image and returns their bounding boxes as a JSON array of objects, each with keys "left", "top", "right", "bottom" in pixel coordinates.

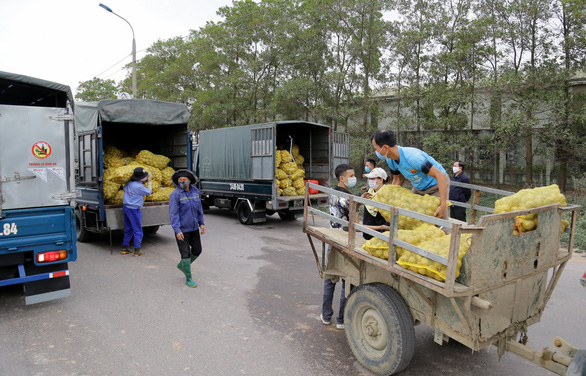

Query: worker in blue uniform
[
  {"left": 371, "top": 129, "right": 449, "bottom": 218},
  {"left": 121, "top": 167, "right": 153, "bottom": 256},
  {"left": 169, "top": 169, "right": 206, "bottom": 288}
]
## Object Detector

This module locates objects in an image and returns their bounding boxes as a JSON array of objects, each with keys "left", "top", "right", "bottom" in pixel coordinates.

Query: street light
[{"left": 99, "top": 3, "right": 137, "bottom": 98}]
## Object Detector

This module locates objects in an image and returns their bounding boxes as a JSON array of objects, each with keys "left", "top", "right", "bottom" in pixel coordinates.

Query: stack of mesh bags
[
  {"left": 276, "top": 144, "right": 306, "bottom": 196},
  {"left": 493, "top": 184, "right": 569, "bottom": 235},
  {"left": 102, "top": 146, "right": 176, "bottom": 204}
]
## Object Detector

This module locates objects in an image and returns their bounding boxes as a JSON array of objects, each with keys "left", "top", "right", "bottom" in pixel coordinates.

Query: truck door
[
  {"left": 0, "top": 105, "right": 71, "bottom": 210},
  {"left": 250, "top": 126, "right": 275, "bottom": 180},
  {"left": 77, "top": 130, "right": 99, "bottom": 185},
  {"left": 331, "top": 131, "right": 350, "bottom": 177}
]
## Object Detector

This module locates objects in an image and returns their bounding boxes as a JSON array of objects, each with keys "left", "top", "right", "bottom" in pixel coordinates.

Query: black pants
[
  {"left": 176, "top": 231, "right": 202, "bottom": 259},
  {"left": 450, "top": 206, "right": 467, "bottom": 222}
]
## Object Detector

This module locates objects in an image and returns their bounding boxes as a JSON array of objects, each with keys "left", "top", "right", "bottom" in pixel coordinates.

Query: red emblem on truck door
[{"left": 32, "top": 141, "right": 52, "bottom": 159}]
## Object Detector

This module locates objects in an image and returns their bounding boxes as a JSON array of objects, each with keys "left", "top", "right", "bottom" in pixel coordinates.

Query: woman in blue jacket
[
  {"left": 169, "top": 170, "right": 205, "bottom": 288},
  {"left": 121, "top": 167, "right": 152, "bottom": 256}
]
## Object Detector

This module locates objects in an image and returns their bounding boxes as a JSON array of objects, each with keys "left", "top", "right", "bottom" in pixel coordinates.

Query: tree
[{"left": 75, "top": 77, "right": 118, "bottom": 102}]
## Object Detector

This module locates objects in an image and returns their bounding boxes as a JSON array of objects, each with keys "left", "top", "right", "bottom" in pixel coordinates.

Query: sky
[{"left": 0, "top": 0, "right": 233, "bottom": 96}]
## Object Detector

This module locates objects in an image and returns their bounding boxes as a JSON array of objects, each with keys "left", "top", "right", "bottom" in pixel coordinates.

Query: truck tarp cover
[
  {"left": 199, "top": 125, "right": 253, "bottom": 180},
  {"left": 74, "top": 99, "right": 190, "bottom": 132},
  {"left": 0, "top": 70, "right": 74, "bottom": 108}
]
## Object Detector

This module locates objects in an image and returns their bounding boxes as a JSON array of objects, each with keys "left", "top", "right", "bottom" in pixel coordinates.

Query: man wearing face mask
[
  {"left": 360, "top": 159, "right": 377, "bottom": 192},
  {"left": 169, "top": 169, "right": 205, "bottom": 288},
  {"left": 121, "top": 167, "right": 153, "bottom": 256},
  {"left": 371, "top": 129, "right": 449, "bottom": 218},
  {"left": 320, "top": 163, "right": 356, "bottom": 330},
  {"left": 449, "top": 161, "right": 471, "bottom": 222},
  {"left": 361, "top": 167, "right": 390, "bottom": 239}
]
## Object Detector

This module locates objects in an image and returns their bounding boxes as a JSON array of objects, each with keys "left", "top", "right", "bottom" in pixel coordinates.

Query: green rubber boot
[
  {"left": 190, "top": 254, "right": 199, "bottom": 264},
  {"left": 180, "top": 258, "right": 197, "bottom": 288},
  {"left": 178, "top": 254, "right": 199, "bottom": 272}
]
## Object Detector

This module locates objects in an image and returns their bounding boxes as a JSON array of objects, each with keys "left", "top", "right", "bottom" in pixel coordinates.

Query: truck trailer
[
  {"left": 194, "top": 121, "right": 349, "bottom": 224},
  {"left": 0, "top": 71, "right": 77, "bottom": 304},
  {"left": 74, "top": 99, "right": 191, "bottom": 242}
]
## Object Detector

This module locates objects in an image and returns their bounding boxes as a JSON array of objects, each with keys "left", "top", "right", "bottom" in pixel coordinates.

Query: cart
[{"left": 302, "top": 182, "right": 585, "bottom": 375}]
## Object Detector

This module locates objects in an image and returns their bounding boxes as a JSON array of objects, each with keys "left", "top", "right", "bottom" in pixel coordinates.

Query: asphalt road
[{"left": 1, "top": 208, "right": 585, "bottom": 376}]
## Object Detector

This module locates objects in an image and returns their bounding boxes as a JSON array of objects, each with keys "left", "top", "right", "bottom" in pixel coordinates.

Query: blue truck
[{"left": 0, "top": 71, "right": 77, "bottom": 304}]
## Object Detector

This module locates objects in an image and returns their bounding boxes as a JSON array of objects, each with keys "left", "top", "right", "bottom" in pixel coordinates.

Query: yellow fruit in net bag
[
  {"left": 103, "top": 180, "right": 121, "bottom": 200},
  {"left": 135, "top": 150, "right": 170, "bottom": 169},
  {"left": 104, "top": 145, "right": 124, "bottom": 158},
  {"left": 293, "top": 178, "right": 305, "bottom": 189},
  {"left": 109, "top": 165, "right": 138, "bottom": 184},
  {"left": 296, "top": 187, "right": 305, "bottom": 195},
  {"left": 122, "top": 157, "right": 135, "bottom": 165},
  {"left": 295, "top": 154, "right": 304, "bottom": 166},
  {"left": 146, "top": 187, "right": 175, "bottom": 202},
  {"left": 291, "top": 144, "right": 300, "bottom": 158},
  {"left": 280, "top": 162, "right": 297, "bottom": 174},
  {"left": 276, "top": 169, "right": 288, "bottom": 180},
  {"left": 280, "top": 150, "right": 293, "bottom": 164},
  {"left": 276, "top": 148, "right": 281, "bottom": 166},
  {"left": 283, "top": 186, "right": 297, "bottom": 196},
  {"left": 372, "top": 185, "right": 440, "bottom": 229},
  {"left": 160, "top": 167, "right": 175, "bottom": 187},
  {"left": 291, "top": 168, "right": 305, "bottom": 181},
  {"left": 103, "top": 155, "right": 125, "bottom": 169},
  {"left": 494, "top": 184, "right": 567, "bottom": 234},
  {"left": 362, "top": 224, "right": 446, "bottom": 260},
  {"left": 106, "top": 189, "right": 124, "bottom": 205},
  {"left": 128, "top": 162, "right": 162, "bottom": 183},
  {"left": 278, "top": 179, "right": 292, "bottom": 189}
]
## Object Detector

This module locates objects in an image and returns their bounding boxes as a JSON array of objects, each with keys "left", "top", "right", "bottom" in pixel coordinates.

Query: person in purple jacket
[
  {"left": 169, "top": 169, "right": 205, "bottom": 288},
  {"left": 121, "top": 167, "right": 153, "bottom": 257}
]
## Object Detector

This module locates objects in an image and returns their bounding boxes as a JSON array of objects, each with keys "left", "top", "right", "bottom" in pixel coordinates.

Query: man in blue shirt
[
  {"left": 371, "top": 130, "right": 449, "bottom": 218},
  {"left": 169, "top": 169, "right": 205, "bottom": 288},
  {"left": 121, "top": 167, "right": 153, "bottom": 256}
]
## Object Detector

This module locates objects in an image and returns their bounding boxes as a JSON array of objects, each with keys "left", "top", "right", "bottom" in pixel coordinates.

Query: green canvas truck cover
[{"left": 74, "top": 99, "right": 190, "bottom": 133}]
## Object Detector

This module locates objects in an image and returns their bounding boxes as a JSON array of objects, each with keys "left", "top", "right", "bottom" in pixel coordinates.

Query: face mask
[
  {"left": 368, "top": 179, "right": 379, "bottom": 189},
  {"left": 364, "top": 166, "right": 371, "bottom": 173},
  {"left": 375, "top": 150, "right": 385, "bottom": 160},
  {"left": 453, "top": 167, "right": 460, "bottom": 174},
  {"left": 141, "top": 177, "right": 148, "bottom": 182},
  {"left": 345, "top": 177, "right": 357, "bottom": 188},
  {"left": 178, "top": 181, "right": 190, "bottom": 189}
]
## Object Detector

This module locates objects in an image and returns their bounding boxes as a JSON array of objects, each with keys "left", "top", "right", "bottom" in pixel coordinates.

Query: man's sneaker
[
  {"left": 121, "top": 247, "right": 132, "bottom": 255},
  {"left": 133, "top": 248, "right": 144, "bottom": 257},
  {"left": 336, "top": 323, "right": 345, "bottom": 330},
  {"left": 320, "top": 313, "right": 331, "bottom": 325}
]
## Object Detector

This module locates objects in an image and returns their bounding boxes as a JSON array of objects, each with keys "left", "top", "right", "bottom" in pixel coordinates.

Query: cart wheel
[
  {"left": 75, "top": 210, "right": 93, "bottom": 243},
  {"left": 345, "top": 283, "right": 415, "bottom": 376},
  {"left": 237, "top": 201, "right": 254, "bottom": 225},
  {"left": 278, "top": 212, "right": 296, "bottom": 221},
  {"left": 143, "top": 225, "right": 160, "bottom": 234}
]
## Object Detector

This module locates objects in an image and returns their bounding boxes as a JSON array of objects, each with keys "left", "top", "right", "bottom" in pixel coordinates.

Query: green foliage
[{"left": 75, "top": 77, "right": 118, "bottom": 101}]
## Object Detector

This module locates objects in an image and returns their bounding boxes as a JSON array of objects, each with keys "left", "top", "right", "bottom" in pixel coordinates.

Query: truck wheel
[
  {"left": 143, "top": 225, "right": 160, "bottom": 234},
  {"left": 278, "top": 212, "right": 296, "bottom": 221},
  {"left": 75, "top": 211, "right": 93, "bottom": 243},
  {"left": 344, "top": 283, "right": 415, "bottom": 376},
  {"left": 237, "top": 201, "right": 254, "bottom": 225}
]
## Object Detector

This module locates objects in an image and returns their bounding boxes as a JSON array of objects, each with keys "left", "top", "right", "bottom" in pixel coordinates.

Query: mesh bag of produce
[
  {"left": 280, "top": 150, "right": 293, "bottom": 164},
  {"left": 107, "top": 190, "right": 124, "bottom": 205},
  {"left": 146, "top": 187, "right": 175, "bottom": 202},
  {"left": 103, "top": 180, "right": 121, "bottom": 200},
  {"left": 296, "top": 187, "right": 305, "bottom": 195},
  {"left": 362, "top": 224, "right": 446, "bottom": 260},
  {"left": 160, "top": 167, "right": 175, "bottom": 187},
  {"left": 103, "top": 168, "right": 115, "bottom": 181},
  {"left": 494, "top": 184, "right": 567, "bottom": 234},
  {"left": 136, "top": 150, "right": 170, "bottom": 169},
  {"left": 276, "top": 169, "right": 288, "bottom": 180},
  {"left": 280, "top": 162, "right": 297, "bottom": 174},
  {"left": 295, "top": 154, "right": 305, "bottom": 166},
  {"left": 104, "top": 145, "right": 124, "bottom": 158},
  {"left": 276, "top": 148, "right": 282, "bottom": 167},
  {"left": 128, "top": 162, "right": 162, "bottom": 183},
  {"left": 291, "top": 167, "right": 305, "bottom": 181},
  {"left": 397, "top": 234, "right": 471, "bottom": 281},
  {"left": 283, "top": 186, "right": 297, "bottom": 196},
  {"left": 122, "top": 157, "right": 135, "bottom": 165},
  {"left": 109, "top": 165, "right": 137, "bottom": 184},
  {"left": 103, "top": 155, "right": 125, "bottom": 169},
  {"left": 293, "top": 178, "right": 305, "bottom": 189},
  {"left": 278, "top": 178, "right": 292, "bottom": 189},
  {"left": 291, "top": 144, "right": 300, "bottom": 158},
  {"left": 372, "top": 185, "right": 441, "bottom": 230}
]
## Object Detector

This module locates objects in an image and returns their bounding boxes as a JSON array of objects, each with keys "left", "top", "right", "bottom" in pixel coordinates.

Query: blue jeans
[
  {"left": 322, "top": 278, "right": 346, "bottom": 325},
  {"left": 122, "top": 206, "right": 143, "bottom": 249},
  {"left": 322, "top": 245, "right": 347, "bottom": 324}
]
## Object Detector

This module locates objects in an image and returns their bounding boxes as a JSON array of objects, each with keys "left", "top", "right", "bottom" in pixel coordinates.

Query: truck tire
[
  {"left": 278, "top": 212, "right": 297, "bottom": 221},
  {"left": 237, "top": 201, "right": 254, "bottom": 225},
  {"left": 143, "top": 225, "right": 160, "bottom": 234},
  {"left": 344, "top": 283, "right": 415, "bottom": 376},
  {"left": 75, "top": 210, "right": 93, "bottom": 243}
]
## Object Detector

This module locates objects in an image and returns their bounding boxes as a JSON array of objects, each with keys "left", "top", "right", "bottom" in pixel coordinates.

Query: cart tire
[
  {"left": 344, "top": 283, "right": 415, "bottom": 376},
  {"left": 75, "top": 210, "right": 93, "bottom": 243},
  {"left": 278, "top": 212, "right": 296, "bottom": 221},
  {"left": 143, "top": 225, "right": 160, "bottom": 234},
  {"left": 237, "top": 201, "right": 254, "bottom": 225}
]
